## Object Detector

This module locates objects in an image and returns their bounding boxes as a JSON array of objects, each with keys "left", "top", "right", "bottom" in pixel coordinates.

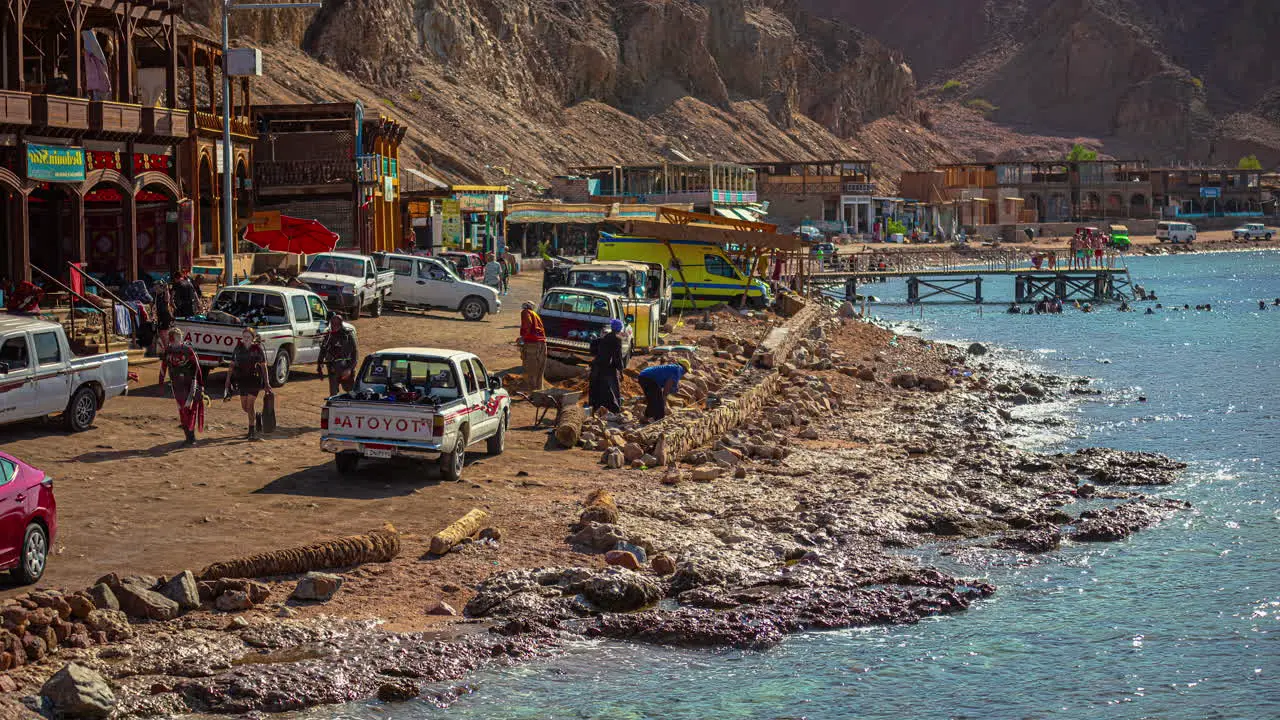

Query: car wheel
[
  {"left": 487, "top": 412, "right": 508, "bottom": 456},
  {"left": 64, "top": 386, "right": 97, "bottom": 432},
  {"left": 335, "top": 451, "right": 360, "bottom": 474},
  {"left": 269, "top": 350, "right": 291, "bottom": 388},
  {"left": 13, "top": 524, "right": 48, "bottom": 585},
  {"left": 370, "top": 295, "right": 384, "bottom": 318},
  {"left": 460, "top": 296, "right": 487, "bottom": 322},
  {"left": 440, "top": 431, "right": 467, "bottom": 481}
]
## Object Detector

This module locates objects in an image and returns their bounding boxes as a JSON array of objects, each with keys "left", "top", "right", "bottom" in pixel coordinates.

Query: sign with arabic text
[
  {"left": 441, "top": 199, "right": 462, "bottom": 246},
  {"left": 26, "top": 143, "right": 86, "bottom": 183}
]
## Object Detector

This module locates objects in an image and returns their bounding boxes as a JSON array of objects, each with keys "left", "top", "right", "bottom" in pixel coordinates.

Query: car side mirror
[
  {"left": 488, "top": 376, "right": 502, "bottom": 391},
  {"left": 625, "top": 314, "right": 635, "bottom": 324},
  {"left": 0, "top": 362, "right": 8, "bottom": 375}
]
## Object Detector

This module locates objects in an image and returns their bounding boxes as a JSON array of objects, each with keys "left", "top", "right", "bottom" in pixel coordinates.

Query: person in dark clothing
[
  {"left": 317, "top": 313, "right": 359, "bottom": 397},
  {"left": 228, "top": 327, "right": 271, "bottom": 439},
  {"left": 158, "top": 328, "right": 204, "bottom": 445},
  {"left": 588, "top": 319, "right": 626, "bottom": 415},
  {"left": 638, "top": 358, "right": 689, "bottom": 422},
  {"left": 172, "top": 271, "right": 199, "bottom": 318}
]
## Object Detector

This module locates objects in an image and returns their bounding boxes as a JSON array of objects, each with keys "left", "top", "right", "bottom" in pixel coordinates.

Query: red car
[
  {"left": 0, "top": 452, "right": 56, "bottom": 584},
  {"left": 439, "top": 251, "right": 485, "bottom": 282}
]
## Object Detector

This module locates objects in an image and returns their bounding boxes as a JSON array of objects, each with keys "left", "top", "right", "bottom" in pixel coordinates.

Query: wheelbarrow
[{"left": 528, "top": 388, "right": 581, "bottom": 426}]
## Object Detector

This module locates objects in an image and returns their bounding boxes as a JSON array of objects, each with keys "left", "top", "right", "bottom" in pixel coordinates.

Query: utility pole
[{"left": 220, "top": 0, "right": 322, "bottom": 285}]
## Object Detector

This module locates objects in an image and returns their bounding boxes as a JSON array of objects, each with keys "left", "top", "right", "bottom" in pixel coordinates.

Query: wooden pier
[{"left": 811, "top": 267, "right": 1135, "bottom": 304}]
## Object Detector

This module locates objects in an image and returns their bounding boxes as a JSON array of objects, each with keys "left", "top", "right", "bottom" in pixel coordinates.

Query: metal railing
[
  {"left": 67, "top": 262, "right": 140, "bottom": 330},
  {"left": 30, "top": 265, "right": 111, "bottom": 353},
  {"left": 193, "top": 110, "right": 256, "bottom": 137}
]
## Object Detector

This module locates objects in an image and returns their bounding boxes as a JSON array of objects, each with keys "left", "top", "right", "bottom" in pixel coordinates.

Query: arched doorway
[
  {"left": 198, "top": 154, "right": 217, "bottom": 258},
  {"left": 83, "top": 171, "right": 135, "bottom": 285},
  {"left": 136, "top": 172, "right": 183, "bottom": 280},
  {"left": 28, "top": 183, "right": 83, "bottom": 278},
  {"left": 1083, "top": 192, "right": 1102, "bottom": 217},
  {"left": 1048, "top": 193, "right": 1068, "bottom": 222},
  {"left": 1025, "top": 193, "right": 1045, "bottom": 223},
  {"left": 0, "top": 170, "right": 24, "bottom": 282},
  {"left": 1129, "top": 194, "right": 1147, "bottom": 218},
  {"left": 234, "top": 158, "right": 250, "bottom": 222},
  {"left": 1106, "top": 193, "right": 1124, "bottom": 217}
]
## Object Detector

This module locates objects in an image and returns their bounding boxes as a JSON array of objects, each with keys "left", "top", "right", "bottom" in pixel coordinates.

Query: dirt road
[{"left": 0, "top": 273, "right": 615, "bottom": 621}]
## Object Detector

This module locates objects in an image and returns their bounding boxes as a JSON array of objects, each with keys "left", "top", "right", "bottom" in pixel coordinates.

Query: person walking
[
  {"left": 519, "top": 301, "right": 547, "bottom": 392},
  {"left": 638, "top": 357, "right": 690, "bottom": 422},
  {"left": 588, "top": 319, "right": 625, "bottom": 415},
  {"left": 228, "top": 327, "right": 272, "bottom": 439},
  {"left": 172, "top": 270, "right": 199, "bottom": 318},
  {"left": 158, "top": 328, "right": 205, "bottom": 445},
  {"left": 317, "top": 313, "right": 359, "bottom": 397},
  {"left": 483, "top": 253, "right": 504, "bottom": 294}
]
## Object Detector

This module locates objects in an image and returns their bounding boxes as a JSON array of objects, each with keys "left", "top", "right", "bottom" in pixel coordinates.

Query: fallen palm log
[
  {"left": 554, "top": 404, "right": 586, "bottom": 448},
  {"left": 199, "top": 526, "right": 400, "bottom": 581},
  {"left": 429, "top": 509, "right": 490, "bottom": 555},
  {"left": 579, "top": 488, "right": 618, "bottom": 526}
]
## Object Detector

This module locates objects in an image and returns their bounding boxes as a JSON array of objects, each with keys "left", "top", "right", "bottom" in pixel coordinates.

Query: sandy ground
[{"left": 0, "top": 273, "right": 632, "bottom": 628}]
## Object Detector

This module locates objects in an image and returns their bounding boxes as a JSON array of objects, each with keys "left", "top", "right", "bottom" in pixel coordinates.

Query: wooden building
[
  {"left": 251, "top": 102, "right": 404, "bottom": 254},
  {"left": 1148, "top": 167, "right": 1265, "bottom": 218},
  {"left": 177, "top": 34, "right": 254, "bottom": 264},
  {"left": 0, "top": 0, "right": 188, "bottom": 284},
  {"left": 564, "top": 162, "right": 758, "bottom": 217},
  {"left": 746, "top": 159, "right": 875, "bottom": 232}
]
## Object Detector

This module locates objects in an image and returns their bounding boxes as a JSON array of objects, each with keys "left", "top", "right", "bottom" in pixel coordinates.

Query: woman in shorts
[{"left": 229, "top": 327, "right": 271, "bottom": 439}]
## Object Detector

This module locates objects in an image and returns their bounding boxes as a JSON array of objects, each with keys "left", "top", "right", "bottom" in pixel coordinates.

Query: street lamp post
[{"left": 220, "top": 0, "right": 322, "bottom": 285}]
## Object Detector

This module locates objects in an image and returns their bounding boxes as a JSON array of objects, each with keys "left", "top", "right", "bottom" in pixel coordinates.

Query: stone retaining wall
[{"left": 636, "top": 300, "right": 827, "bottom": 461}]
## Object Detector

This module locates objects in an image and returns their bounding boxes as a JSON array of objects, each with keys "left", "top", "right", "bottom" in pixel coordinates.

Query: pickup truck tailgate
[{"left": 327, "top": 402, "right": 438, "bottom": 441}]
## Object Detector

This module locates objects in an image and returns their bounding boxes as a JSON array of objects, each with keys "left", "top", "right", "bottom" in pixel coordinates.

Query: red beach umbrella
[{"left": 244, "top": 216, "right": 340, "bottom": 255}]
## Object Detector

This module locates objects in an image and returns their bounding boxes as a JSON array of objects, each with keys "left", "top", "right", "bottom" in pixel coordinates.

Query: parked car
[
  {"left": 298, "top": 252, "right": 395, "bottom": 319},
  {"left": 810, "top": 241, "right": 836, "bottom": 256},
  {"left": 1231, "top": 223, "right": 1273, "bottom": 241},
  {"left": 0, "top": 451, "right": 56, "bottom": 584},
  {"left": 1109, "top": 224, "right": 1131, "bottom": 249},
  {"left": 175, "top": 285, "right": 342, "bottom": 387},
  {"left": 550, "top": 260, "right": 673, "bottom": 324},
  {"left": 1156, "top": 221, "right": 1197, "bottom": 244},
  {"left": 438, "top": 251, "right": 486, "bottom": 283},
  {"left": 0, "top": 316, "right": 129, "bottom": 432},
  {"left": 319, "top": 348, "right": 510, "bottom": 480},
  {"left": 372, "top": 252, "right": 501, "bottom": 321},
  {"left": 539, "top": 287, "right": 639, "bottom": 364}
]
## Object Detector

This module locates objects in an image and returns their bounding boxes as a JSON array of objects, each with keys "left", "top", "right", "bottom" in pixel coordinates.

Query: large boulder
[
  {"left": 157, "top": 571, "right": 200, "bottom": 611},
  {"left": 83, "top": 610, "right": 132, "bottom": 642},
  {"left": 291, "top": 572, "right": 344, "bottom": 602},
  {"left": 582, "top": 569, "right": 662, "bottom": 612},
  {"left": 115, "top": 582, "right": 179, "bottom": 621},
  {"left": 41, "top": 663, "right": 115, "bottom": 719},
  {"left": 568, "top": 522, "right": 628, "bottom": 552}
]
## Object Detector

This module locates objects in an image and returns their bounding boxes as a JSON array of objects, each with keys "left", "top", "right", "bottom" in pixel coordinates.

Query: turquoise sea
[{"left": 315, "top": 251, "right": 1280, "bottom": 720}]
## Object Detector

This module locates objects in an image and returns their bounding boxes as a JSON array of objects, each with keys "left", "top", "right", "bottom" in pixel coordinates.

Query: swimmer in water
[{"left": 1145, "top": 307, "right": 1154, "bottom": 315}]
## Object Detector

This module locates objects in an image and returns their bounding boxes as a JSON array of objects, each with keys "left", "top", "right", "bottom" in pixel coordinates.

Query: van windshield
[{"left": 307, "top": 255, "right": 364, "bottom": 278}]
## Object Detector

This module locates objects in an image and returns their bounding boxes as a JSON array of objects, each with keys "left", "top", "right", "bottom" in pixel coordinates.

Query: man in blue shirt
[{"left": 638, "top": 358, "right": 690, "bottom": 422}]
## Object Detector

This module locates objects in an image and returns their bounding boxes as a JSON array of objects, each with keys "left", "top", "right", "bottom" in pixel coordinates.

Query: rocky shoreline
[{"left": 3, "top": 307, "right": 1191, "bottom": 718}]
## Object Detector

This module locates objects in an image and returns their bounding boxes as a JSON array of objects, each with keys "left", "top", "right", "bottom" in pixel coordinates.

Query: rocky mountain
[
  {"left": 181, "top": 0, "right": 957, "bottom": 192},
  {"left": 804, "top": 0, "right": 1280, "bottom": 166}
]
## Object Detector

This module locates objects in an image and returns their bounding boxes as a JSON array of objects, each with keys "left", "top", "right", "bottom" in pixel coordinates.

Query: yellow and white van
[{"left": 596, "top": 233, "right": 772, "bottom": 309}]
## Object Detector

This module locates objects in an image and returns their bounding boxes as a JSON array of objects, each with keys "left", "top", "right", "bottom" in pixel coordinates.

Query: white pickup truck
[
  {"left": 299, "top": 252, "right": 395, "bottom": 319},
  {"left": 0, "top": 316, "right": 129, "bottom": 432},
  {"left": 1231, "top": 223, "right": 1273, "bottom": 241},
  {"left": 372, "top": 252, "right": 502, "bottom": 321},
  {"left": 174, "top": 285, "right": 341, "bottom": 387},
  {"left": 319, "top": 348, "right": 510, "bottom": 480}
]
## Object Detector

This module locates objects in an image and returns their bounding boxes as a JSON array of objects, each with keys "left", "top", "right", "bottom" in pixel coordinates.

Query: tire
[
  {"left": 269, "top": 349, "right": 291, "bottom": 388},
  {"left": 440, "top": 430, "right": 467, "bottom": 481},
  {"left": 64, "top": 386, "right": 98, "bottom": 432},
  {"left": 335, "top": 451, "right": 360, "bottom": 474},
  {"left": 487, "top": 411, "right": 508, "bottom": 456},
  {"left": 12, "top": 524, "right": 48, "bottom": 585},
  {"left": 370, "top": 295, "right": 384, "bottom": 318},
  {"left": 460, "top": 296, "right": 487, "bottom": 322}
]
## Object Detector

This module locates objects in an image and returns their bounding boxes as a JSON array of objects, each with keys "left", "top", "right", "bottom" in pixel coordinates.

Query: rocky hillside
[
  {"left": 805, "top": 0, "right": 1280, "bottom": 165},
  {"left": 182, "top": 0, "right": 956, "bottom": 193}
]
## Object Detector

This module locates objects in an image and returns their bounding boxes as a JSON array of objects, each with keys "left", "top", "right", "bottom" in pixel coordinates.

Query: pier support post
[
  {"left": 974, "top": 276, "right": 983, "bottom": 304},
  {"left": 907, "top": 277, "right": 919, "bottom": 304},
  {"left": 1015, "top": 276, "right": 1024, "bottom": 303},
  {"left": 1055, "top": 275, "right": 1067, "bottom": 300}
]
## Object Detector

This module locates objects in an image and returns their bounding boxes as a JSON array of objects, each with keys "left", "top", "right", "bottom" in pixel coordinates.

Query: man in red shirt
[{"left": 519, "top": 301, "right": 547, "bottom": 391}]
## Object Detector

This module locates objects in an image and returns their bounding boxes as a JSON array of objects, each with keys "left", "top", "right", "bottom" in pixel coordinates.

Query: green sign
[{"left": 26, "top": 143, "right": 86, "bottom": 183}]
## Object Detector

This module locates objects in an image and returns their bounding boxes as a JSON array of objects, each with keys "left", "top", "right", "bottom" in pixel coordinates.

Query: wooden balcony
[
  {"left": 32, "top": 95, "right": 90, "bottom": 135},
  {"left": 0, "top": 90, "right": 32, "bottom": 128},
  {"left": 193, "top": 110, "right": 257, "bottom": 139},
  {"left": 141, "top": 106, "right": 190, "bottom": 139},
  {"left": 89, "top": 101, "right": 143, "bottom": 138}
]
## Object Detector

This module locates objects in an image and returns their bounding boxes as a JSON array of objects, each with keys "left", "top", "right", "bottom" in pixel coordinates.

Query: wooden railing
[
  {"left": 256, "top": 159, "right": 355, "bottom": 188},
  {"left": 193, "top": 111, "right": 256, "bottom": 137}
]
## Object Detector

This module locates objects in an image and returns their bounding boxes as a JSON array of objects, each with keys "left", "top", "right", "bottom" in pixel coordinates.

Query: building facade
[
  {"left": 564, "top": 162, "right": 759, "bottom": 218},
  {"left": 1, "top": 0, "right": 188, "bottom": 284},
  {"left": 252, "top": 102, "right": 404, "bottom": 254},
  {"left": 1149, "top": 167, "right": 1265, "bottom": 218},
  {"left": 746, "top": 159, "right": 877, "bottom": 233}
]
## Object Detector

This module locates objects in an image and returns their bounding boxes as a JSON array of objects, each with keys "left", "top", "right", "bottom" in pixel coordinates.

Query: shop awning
[
  {"left": 404, "top": 167, "right": 449, "bottom": 190},
  {"left": 506, "top": 202, "right": 611, "bottom": 224}
]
